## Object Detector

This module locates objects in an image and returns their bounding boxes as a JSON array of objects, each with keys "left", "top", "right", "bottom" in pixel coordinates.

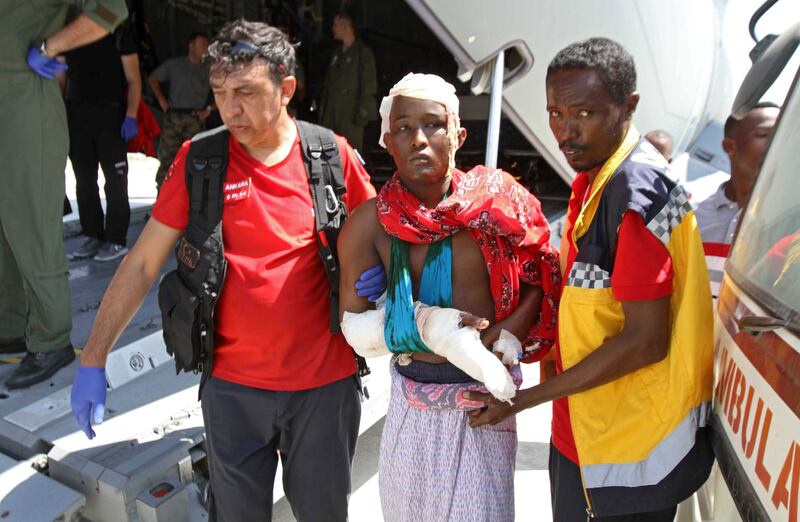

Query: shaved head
[{"left": 645, "top": 129, "right": 673, "bottom": 162}]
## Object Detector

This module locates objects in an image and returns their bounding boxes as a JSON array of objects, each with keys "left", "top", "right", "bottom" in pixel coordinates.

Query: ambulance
[{"left": 707, "top": 20, "right": 800, "bottom": 522}]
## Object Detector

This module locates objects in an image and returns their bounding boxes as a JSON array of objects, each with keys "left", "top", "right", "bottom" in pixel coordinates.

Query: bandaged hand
[
  {"left": 415, "top": 304, "right": 516, "bottom": 401},
  {"left": 341, "top": 308, "right": 389, "bottom": 358},
  {"left": 492, "top": 330, "right": 522, "bottom": 366}
]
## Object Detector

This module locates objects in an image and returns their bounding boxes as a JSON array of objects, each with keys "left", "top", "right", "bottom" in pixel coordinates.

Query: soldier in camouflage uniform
[
  {"left": 148, "top": 32, "right": 212, "bottom": 189},
  {"left": 320, "top": 12, "right": 377, "bottom": 153}
]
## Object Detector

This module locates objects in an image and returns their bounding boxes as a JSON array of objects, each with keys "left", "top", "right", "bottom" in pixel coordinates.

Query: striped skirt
[{"left": 378, "top": 360, "right": 518, "bottom": 522}]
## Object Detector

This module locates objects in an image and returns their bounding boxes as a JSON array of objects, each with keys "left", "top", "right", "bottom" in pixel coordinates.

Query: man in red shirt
[{"left": 70, "top": 20, "right": 379, "bottom": 521}]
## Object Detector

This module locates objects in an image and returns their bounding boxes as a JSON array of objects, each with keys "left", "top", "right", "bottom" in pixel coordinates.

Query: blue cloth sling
[{"left": 384, "top": 236, "right": 453, "bottom": 353}]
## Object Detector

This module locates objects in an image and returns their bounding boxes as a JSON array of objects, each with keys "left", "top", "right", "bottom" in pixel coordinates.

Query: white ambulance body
[{"left": 707, "top": 22, "right": 800, "bottom": 521}]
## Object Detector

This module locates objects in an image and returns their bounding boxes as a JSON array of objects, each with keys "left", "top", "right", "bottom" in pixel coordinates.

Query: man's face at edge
[
  {"left": 209, "top": 59, "right": 296, "bottom": 148},
  {"left": 383, "top": 95, "right": 465, "bottom": 187},
  {"left": 645, "top": 133, "right": 673, "bottom": 163},
  {"left": 724, "top": 106, "right": 780, "bottom": 181},
  {"left": 546, "top": 68, "right": 639, "bottom": 173}
]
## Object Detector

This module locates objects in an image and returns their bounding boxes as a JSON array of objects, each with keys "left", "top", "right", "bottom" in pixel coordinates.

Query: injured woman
[{"left": 337, "top": 73, "right": 560, "bottom": 522}]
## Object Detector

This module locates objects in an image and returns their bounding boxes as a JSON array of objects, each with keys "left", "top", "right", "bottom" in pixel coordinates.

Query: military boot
[{"left": 5, "top": 345, "right": 75, "bottom": 389}]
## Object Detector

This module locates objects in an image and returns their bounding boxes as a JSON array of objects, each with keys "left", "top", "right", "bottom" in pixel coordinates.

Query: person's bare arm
[
  {"left": 467, "top": 296, "right": 670, "bottom": 426},
  {"left": 338, "top": 199, "right": 381, "bottom": 320},
  {"left": 148, "top": 72, "right": 169, "bottom": 112},
  {"left": 80, "top": 219, "right": 182, "bottom": 367},
  {"left": 479, "top": 283, "right": 543, "bottom": 347},
  {"left": 45, "top": 15, "right": 115, "bottom": 56},
  {"left": 121, "top": 53, "right": 141, "bottom": 118}
]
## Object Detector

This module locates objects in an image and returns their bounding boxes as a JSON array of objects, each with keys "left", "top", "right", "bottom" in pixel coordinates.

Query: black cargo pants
[
  {"left": 549, "top": 444, "right": 678, "bottom": 522},
  {"left": 67, "top": 101, "right": 130, "bottom": 246},
  {"left": 201, "top": 374, "right": 361, "bottom": 522}
]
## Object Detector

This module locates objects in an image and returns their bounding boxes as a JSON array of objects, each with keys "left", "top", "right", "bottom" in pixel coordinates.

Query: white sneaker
[{"left": 93, "top": 242, "right": 129, "bottom": 262}]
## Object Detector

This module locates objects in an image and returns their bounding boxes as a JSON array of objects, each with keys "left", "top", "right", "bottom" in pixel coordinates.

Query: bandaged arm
[
  {"left": 340, "top": 304, "right": 519, "bottom": 359},
  {"left": 342, "top": 303, "right": 518, "bottom": 401}
]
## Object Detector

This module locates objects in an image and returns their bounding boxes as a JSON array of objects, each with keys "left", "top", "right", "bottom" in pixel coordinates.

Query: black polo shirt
[{"left": 64, "top": 24, "right": 137, "bottom": 103}]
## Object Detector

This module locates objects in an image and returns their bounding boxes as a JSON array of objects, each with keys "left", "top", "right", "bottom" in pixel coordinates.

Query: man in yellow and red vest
[{"left": 467, "top": 37, "right": 714, "bottom": 521}]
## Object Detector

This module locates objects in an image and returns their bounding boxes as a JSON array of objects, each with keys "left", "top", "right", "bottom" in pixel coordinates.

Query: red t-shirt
[
  {"left": 151, "top": 125, "right": 376, "bottom": 391},
  {"left": 552, "top": 172, "right": 674, "bottom": 463}
]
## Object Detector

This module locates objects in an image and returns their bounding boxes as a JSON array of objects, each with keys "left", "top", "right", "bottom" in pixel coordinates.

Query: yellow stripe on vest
[{"left": 572, "top": 126, "right": 640, "bottom": 243}]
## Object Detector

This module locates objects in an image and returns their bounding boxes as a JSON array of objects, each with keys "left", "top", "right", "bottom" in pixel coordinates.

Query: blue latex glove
[
  {"left": 355, "top": 263, "right": 387, "bottom": 302},
  {"left": 121, "top": 116, "right": 138, "bottom": 141},
  {"left": 26, "top": 45, "right": 68, "bottom": 79},
  {"left": 71, "top": 366, "right": 107, "bottom": 439}
]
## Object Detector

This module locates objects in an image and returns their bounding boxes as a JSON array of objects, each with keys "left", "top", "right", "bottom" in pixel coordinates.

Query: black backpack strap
[
  {"left": 183, "top": 125, "right": 229, "bottom": 394},
  {"left": 296, "top": 120, "right": 345, "bottom": 328},
  {"left": 296, "top": 120, "right": 371, "bottom": 387},
  {"left": 185, "top": 125, "right": 229, "bottom": 234},
  {"left": 296, "top": 120, "right": 346, "bottom": 230}
]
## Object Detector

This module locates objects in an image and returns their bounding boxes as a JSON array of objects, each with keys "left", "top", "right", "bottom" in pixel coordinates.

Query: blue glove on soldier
[
  {"left": 26, "top": 45, "right": 68, "bottom": 79},
  {"left": 71, "top": 366, "right": 107, "bottom": 439},
  {"left": 121, "top": 116, "right": 138, "bottom": 141},
  {"left": 355, "top": 263, "right": 387, "bottom": 302}
]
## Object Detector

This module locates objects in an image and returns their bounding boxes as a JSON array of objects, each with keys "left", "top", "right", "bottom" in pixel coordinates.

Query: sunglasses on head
[
  {"left": 228, "top": 40, "right": 287, "bottom": 74},
  {"left": 230, "top": 40, "right": 259, "bottom": 60}
]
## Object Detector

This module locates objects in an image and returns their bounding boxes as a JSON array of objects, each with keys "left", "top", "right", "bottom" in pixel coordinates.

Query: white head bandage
[{"left": 378, "top": 73, "right": 461, "bottom": 168}]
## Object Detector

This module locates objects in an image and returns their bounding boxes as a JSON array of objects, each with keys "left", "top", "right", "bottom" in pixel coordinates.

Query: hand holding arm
[
  {"left": 467, "top": 296, "right": 671, "bottom": 427},
  {"left": 355, "top": 263, "right": 386, "bottom": 301},
  {"left": 338, "top": 200, "right": 382, "bottom": 320}
]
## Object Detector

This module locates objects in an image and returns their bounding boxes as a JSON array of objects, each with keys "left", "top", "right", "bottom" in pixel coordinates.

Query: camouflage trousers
[{"left": 155, "top": 111, "right": 204, "bottom": 189}]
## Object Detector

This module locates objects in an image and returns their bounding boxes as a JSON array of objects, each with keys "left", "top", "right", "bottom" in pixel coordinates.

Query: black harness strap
[
  {"left": 186, "top": 127, "right": 228, "bottom": 234},
  {"left": 296, "top": 120, "right": 347, "bottom": 327},
  {"left": 183, "top": 126, "right": 229, "bottom": 391},
  {"left": 296, "top": 121, "right": 371, "bottom": 385},
  {"left": 297, "top": 122, "right": 345, "bottom": 229}
]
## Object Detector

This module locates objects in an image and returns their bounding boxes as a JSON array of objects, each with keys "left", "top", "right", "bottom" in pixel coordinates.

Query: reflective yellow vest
[{"left": 560, "top": 128, "right": 715, "bottom": 515}]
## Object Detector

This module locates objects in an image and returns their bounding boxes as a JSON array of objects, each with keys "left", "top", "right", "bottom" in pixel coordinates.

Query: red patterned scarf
[{"left": 377, "top": 166, "right": 560, "bottom": 361}]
